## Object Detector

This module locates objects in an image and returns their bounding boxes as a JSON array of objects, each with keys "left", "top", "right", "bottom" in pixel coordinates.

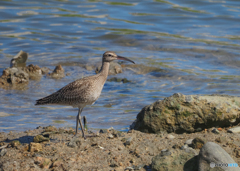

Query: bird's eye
[{"left": 108, "top": 54, "right": 111, "bottom": 57}]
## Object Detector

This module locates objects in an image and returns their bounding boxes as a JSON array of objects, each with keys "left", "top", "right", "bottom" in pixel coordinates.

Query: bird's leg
[
  {"left": 83, "top": 116, "right": 87, "bottom": 130},
  {"left": 75, "top": 107, "right": 86, "bottom": 139}
]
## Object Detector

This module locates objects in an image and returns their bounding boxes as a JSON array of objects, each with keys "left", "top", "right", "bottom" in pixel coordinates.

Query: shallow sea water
[{"left": 0, "top": 0, "right": 240, "bottom": 132}]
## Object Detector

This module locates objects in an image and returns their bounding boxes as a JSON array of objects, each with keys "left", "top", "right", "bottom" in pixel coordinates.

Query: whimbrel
[{"left": 35, "top": 51, "right": 135, "bottom": 139}]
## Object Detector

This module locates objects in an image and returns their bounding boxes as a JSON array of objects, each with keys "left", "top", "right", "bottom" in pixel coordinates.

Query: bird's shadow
[{"left": 5, "top": 135, "right": 35, "bottom": 144}]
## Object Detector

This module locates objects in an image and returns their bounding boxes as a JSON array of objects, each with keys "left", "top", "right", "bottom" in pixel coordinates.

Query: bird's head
[{"left": 102, "top": 51, "right": 135, "bottom": 64}]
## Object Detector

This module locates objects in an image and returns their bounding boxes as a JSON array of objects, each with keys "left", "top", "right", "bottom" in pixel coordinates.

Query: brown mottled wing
[{"left": 35, "top": 76, "right": 95, "bottom": 106}]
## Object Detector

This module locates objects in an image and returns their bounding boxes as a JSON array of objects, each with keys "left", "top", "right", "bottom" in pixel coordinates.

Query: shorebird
[{"left": 35, "top": 51, "right": 135, "bottom": 139}]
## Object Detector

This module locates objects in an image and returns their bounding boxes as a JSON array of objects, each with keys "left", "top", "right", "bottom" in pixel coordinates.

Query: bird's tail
[{"left": 35, "top": 94, "right": 57, "bottom": 105}]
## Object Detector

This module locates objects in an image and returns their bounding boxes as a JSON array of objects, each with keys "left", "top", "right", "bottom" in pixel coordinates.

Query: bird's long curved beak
[{"left": 117, "top": 55, "right": 135, "bottom": 64}]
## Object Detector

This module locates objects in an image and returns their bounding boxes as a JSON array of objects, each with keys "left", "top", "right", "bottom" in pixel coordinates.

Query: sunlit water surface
[{"left": 0, "top": 0, "right": 240, "bottom": 132}]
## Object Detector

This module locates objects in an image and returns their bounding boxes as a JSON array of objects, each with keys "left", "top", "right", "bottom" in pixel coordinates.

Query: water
[{"left": 0, "top": 0, "right": 240, "bottom": 132}]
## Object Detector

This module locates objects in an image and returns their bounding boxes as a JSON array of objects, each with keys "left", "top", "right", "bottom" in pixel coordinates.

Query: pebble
[
  {"left": 0, "top": 148, "right": 7, "bottom": 156},
  {"left": 227, "top": 126, "right": 240, "bottom": 133},
  {"left": 192, "top": 138, "right": 205, "bottom": 149},
  {"left": 108, "top": 134, "right": 114, "bottom": 139},
  {"left": 212, "top": 128, "right": 220, "bottom": 134},
  {"left": 166, "top": 134, "right": 175, "bottom": 139},
  {"left": 160, "top": 149, "right": 171, "bottom": 156},
  {"left": 180, "top": 144, "right": 188, "bottom": 150},
  {"left": 125, "top": 137, "right": 133, "bottom": 145},
  {"left": 184, "top": 139, "right": 193, "bottom": 146}
]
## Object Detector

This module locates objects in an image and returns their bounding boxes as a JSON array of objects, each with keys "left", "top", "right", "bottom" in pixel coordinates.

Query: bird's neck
[{"left": 99, "top": 61, "right": 110, "bottom": 79}]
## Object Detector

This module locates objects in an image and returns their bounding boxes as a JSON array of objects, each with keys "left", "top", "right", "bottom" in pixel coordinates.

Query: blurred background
[{"left": 0, "top": 0, "right": 240, "bottom": 132}]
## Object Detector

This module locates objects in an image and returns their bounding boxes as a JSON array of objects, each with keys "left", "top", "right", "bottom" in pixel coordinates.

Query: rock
[
  {"left": 132, "top": 93, "right": 240, "bottom": 134},
  {"left": 52, "top": 159, "right": 63, "bottom": 168},
  {"left": 10, "top": 50, "right": 28, "bottom": 68},
  {"left": 151, "top": 149, "right": 198, "bottom": 171},
  {"left": 96, "top": 62, "right": 122, "bottom": 75},
  {"left": 125, "top": 137, "right": 133, "bottom": 146},
  {"left": 212, "top": 128, "right": 220, "bottom": 134},
  {"left": 48, "top": 65, "right": 65, "bottom": 78},
  {"left": 67, "top": 137, "right": 80, "bottom": 148},
  {"left": 227, "top": 126, "right": 240, "bottom": 133},
  {"left": 199, "top": 142, "right": 239, "bottom": 171},
  {"left": 107, "top": 77, "right": 131, "bottom": 83},
  {"left": 24, "top": 64, "right": 42, "bottom": 79},
  {"left": 43, "top": 125, "right": 58, "bottom": 132},
  {"left": 41, "top": 67, "right": 51, "bottom": 75},
  {"left": 192, "top": 137, "right": 205, "bottom": 149},
  {"left": 166, "top": 134, "right": 175, "bottom": 139},
  {"left": 33, "top": 135, "right": 50, "bottom": 143},
  {"left": 10, "top": 140, "right": 21, "bottom": 147},
  {"left": 160, "top": 149, "right": 171, "bottom": 156},
  {"left": 0, "top": 148, "right": 7, "bottom": 156},
  {"left": 34, "top": 157, "right": 52, "bottom": 169},
  {"left": 108, "top": 134, "right": 114, "bottom": 139},
  {"left": 29, "top": 142, "right": 42, "bottom": 152},
  {"left": 123, "top": 64, "right": 164, "bottom": 75},
  {"left": 185, "top": 139, "right": 193, "bottom": 146},
  {"left": 0, "top": 67, "right": 29, "bottom": 88},
  {"left": 181, "top": 144, "right": 189, "bottom": 150}
]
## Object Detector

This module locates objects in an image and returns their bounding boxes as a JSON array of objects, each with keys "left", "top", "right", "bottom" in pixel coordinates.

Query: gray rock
[
  {"left": 132, "top": 93, "right": 240, "bottom": 134},
  {"left": 125, "top": 137, "right": 133, "bottom": 145},
  {"left": 0, "top": 148, "right": 7, "bottom": 156},
  {"left": 152, "top": 149, "right": 198, "bottom": 171},
  {"left": 185, "top": 139, "right": 193, "bottom": 146},
  {"left": 181, "top": 144, "right": 189, "bottom": 150},
  {"left": 160, "top": 149, "right": 171, "bottom": 156},
  {"left": 227, "top": 126, "right": 240, "bottom": 133},
  {"left": 199, "top": 142, "right": 239, "bottom": 171}
]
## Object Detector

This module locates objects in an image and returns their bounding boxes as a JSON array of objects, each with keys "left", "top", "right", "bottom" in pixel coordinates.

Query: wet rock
[
  {"left": 33, "top": 135, "right": 50, "bottom": 143},
  {"left": 151, "top": 149, "right": 198, "bottom": 171},
  {"left": 96, "top": 62, "right": 122, "bottom": 75},
  {"left": 192, "top": 137, "right": 205, "bottom": 149},
  {"left": 132, "top": 93, "right": 240, "bottom": 134},
  {"left": 107, "top": 77, "right": 130, "bottom": 83},
  {"left": 29, "top": 142, "right": 42, "bottom": 152},
  {"left": 0, "top": 67, "right": 29, "bottom": 88},
  {"left": 123, "top": 64, "right": 164, "bottom": 75},
  {"left": 24, "top": 64, "right": 42, "bottom": 79},
  {"left": 227, "top": 126, "right": 240, "bottom": 133},
  {"left": 43, "top": 125, "right": 58, "bottom": 132},
  {"left": 10, "top": 50, "right": 28, "bottom": 68},
  {"left": 198, "top": 142, "right": 239, "bottom": 171},
  {"left": 41, "top": 67, "right": 51, "bottom": 75},
  {"left": 48, "top": 65, "right": 65, "bottom": 78}
]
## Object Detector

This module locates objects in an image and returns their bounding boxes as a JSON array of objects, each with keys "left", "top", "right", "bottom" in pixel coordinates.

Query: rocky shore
[
  {"left": 1, "top": 93, "right": 240, "bottom": 171},
  {"left": 0, "top": 124, "right": 240, "bottom": 171}
]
